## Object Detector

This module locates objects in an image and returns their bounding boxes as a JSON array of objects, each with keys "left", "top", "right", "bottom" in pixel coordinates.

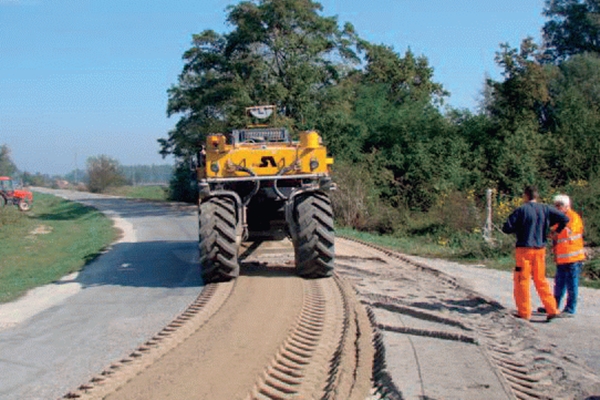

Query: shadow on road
[
  {"left": 55, "top": 240, "right": 203, "bottom": 289},
  {"left": 240, "top": 261, "right": 297, "bottom": 278},
  {"left": 32, "top": 189, "right": 197, "bottom": 220},
  {"left": 53, "top": 238, "right": 299, "bottom": 291}
]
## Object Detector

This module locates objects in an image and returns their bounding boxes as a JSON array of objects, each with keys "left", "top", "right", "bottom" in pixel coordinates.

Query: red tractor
[{"left": 0, "top": 176, "right": 33, "bottom": 211}]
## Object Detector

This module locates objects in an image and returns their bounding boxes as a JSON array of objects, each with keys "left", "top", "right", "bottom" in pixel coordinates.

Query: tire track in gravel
[
  {"left": 62, "top": 241, "right": 374, "bottom": 400},
  {"left": 61, "top": 233, "right": 600, "bottom": 400},
  {"left": 63, "top": 281, "right": 235, "bottom": 399},
  {"left": 337, "top": 236, "right": 600, "bottom": 400}
]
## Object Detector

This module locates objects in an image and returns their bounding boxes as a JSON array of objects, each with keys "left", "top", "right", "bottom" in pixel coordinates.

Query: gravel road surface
[
  {"left": 336, "top": 238, "right": 600, "bottom": 399},
  {"left": 409, "top": 254, "right": 600, "bottom": 373}
]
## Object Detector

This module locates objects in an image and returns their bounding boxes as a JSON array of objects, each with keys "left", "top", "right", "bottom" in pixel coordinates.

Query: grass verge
[
  {"left": 104, "top": 185, "right": 168, "bottom": 201},
  {"left": 0, "top": 192, "right": 118, "bottom": 303}
]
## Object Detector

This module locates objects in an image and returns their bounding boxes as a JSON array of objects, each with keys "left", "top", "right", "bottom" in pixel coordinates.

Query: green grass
[
  {"left": 0, "top": 192, "right": 118, "bottom": 303},
  {"left": 336, "top": 226, "right": 457, "bottom": 258},
  {"left": 105, "top": 185, "right": 168, "bottom": 201}
]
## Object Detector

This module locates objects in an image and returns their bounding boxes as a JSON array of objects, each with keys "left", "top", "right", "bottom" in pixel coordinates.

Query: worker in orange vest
[
  {"left": 549, "top": 194, "right": 585, "bottom": 316},
  {"left": 502, "top": 186, "right": 569, "bottom": 322}
]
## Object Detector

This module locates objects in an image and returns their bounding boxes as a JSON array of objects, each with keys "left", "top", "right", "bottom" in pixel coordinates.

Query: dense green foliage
[
  {"left": 542, "top": 0, "right": 600, "bottom": 62},
  {"left": 0, "top": 144, "right": 17, "bottom": 176},
  {"left": 159, "top": 0, "right": 361, "bottom": 160},
  {"left": 167, "top": 163, "right": 198, "bottom": 203},
  {"left": 161, "top": 0, "right": 600, "bottom": 281}
]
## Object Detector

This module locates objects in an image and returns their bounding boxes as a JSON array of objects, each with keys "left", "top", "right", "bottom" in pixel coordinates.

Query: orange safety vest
[{"left": 552, "top": 208, "right": 585, "bottom": 264}]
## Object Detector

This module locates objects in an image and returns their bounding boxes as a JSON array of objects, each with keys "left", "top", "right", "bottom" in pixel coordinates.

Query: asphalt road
[{"left": 0, "top": 189, "right": 202, "bottom": 400}]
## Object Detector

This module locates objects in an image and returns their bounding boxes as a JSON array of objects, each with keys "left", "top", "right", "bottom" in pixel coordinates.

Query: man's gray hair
[{"left": 553, "top": 194, "right": 571, "bottom": 208}]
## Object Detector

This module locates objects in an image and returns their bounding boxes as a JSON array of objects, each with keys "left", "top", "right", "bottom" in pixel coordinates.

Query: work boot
[
  {"left": 512, "top": 312, "right": 530, "bottom": 321},
  {"left": 546, "top": 313, "right": 568, "bottom": 322}
]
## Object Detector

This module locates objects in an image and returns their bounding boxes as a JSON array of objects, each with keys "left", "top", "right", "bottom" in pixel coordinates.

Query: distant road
[{"left": 0, "top": 188, "right": 201, "bottom": 400}]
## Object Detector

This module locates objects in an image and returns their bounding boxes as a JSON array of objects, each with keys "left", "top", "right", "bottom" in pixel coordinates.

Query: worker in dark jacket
[{"left": 502, "top": 186, "right": 569, "bottom": 322}]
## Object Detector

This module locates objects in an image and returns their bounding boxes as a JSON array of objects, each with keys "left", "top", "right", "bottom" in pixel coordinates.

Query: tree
[
  {"left": 481, "top": 38, "right": 557, "bottom": 193},
  {"left": 160, "top": 0, "right": 360, "bottom": 160},
  {"left": 167, "top": 163, "right": 198, "bottom": 203},
  {"left": 542, "top": 0, "right": 600, "bottom": 62},
  {"left": 21, "top": 171, "right": 49, "bottom": 187},
  {"left": 488, "top": 38, "right": 553, "bottom": 125},
  {"left": 337, "top": 81, "right": 471, "bottom": 210},
  {"left": 359, "top": 43, "right": 448, "bottom": 105},
  {"left": 0, "top": 144, "right": 17, "bottom": 176},
  {"left": 86, "top": 155, "right": 126, "bottom": 193},
  {"left": 544, "top": 53, "right": 600, "bottom": 184},
  {"left": 160, "top": 0, "right": 364, "bottom": 203}
]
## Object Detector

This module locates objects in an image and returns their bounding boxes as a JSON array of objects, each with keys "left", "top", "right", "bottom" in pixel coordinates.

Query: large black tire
[
  {"left": 292, "top": 192, "right": 335, "bottom": 278},
  {"left": 199, "top": 196, "right": 240, "bottom": 283}
]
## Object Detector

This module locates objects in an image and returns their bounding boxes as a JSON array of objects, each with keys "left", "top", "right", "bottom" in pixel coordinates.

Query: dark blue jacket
[{"left": 502, "top": 201, "right": 569, "bottom": 248}]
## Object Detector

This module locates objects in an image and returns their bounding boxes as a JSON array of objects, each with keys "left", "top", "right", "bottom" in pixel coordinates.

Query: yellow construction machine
[{"left": 196, "top": 106, "right": 335, "bottom": 282}]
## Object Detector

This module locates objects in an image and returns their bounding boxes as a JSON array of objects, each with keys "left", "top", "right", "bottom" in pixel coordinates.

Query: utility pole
[{"left": 74, "top": 150, "right": 78, "bottom": 184}]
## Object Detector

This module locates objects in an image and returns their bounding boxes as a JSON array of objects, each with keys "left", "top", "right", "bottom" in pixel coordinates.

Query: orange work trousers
[{"left": 513, "top": 247, "right": 559, "bottom": 320}]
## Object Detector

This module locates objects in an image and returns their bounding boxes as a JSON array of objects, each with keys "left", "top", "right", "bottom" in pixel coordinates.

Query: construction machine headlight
[
  {"left": 210, "top": 162, "right": 220, "bottom": 173},
  {"left": 309, "top": 159, "right": 319, "bottom": 171}
]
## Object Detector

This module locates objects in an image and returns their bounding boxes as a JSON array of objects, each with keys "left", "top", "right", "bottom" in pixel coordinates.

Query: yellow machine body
[
  {"left": 199, "top": 130, "right": 333, "bottom": 180},
  {"left": 196, "top": 115, "right": 336, "bottom": 283}
]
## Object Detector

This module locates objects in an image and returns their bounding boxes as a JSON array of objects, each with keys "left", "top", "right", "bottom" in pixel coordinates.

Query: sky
[{"left": 0, "top": 0, "right": 546, "bottom": 175}]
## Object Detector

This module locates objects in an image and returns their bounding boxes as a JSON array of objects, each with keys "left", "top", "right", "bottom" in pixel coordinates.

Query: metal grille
[{"left": 232, "top": 128, "right": 290, "bottom": 143}]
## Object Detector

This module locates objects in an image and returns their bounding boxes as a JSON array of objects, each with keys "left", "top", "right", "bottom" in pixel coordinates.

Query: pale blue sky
[{"left": 0, "top": 0, "right": 545, "bottom": 175}]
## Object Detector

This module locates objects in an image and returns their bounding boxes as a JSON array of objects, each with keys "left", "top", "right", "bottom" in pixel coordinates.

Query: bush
[
  {"left": 331, "top": 161, "right": 406, "bottom": 234},
  {"left": 584, "top": 257, "right": 600, "bottom": 280},
  {"left": 451, "top": 231, "right": 514, "bottom": 260},
  {"left": 86, "top": 155, "right": 127, "bottom": 193},
  {"left": 561, "top": 178, "right": 600, "bottom": 246},
  {"left": 430, "top": 190, "right": 481, "bottom": 233},
  {"left": 167, "top": 162, "right": 198, "bottom": 203}
]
